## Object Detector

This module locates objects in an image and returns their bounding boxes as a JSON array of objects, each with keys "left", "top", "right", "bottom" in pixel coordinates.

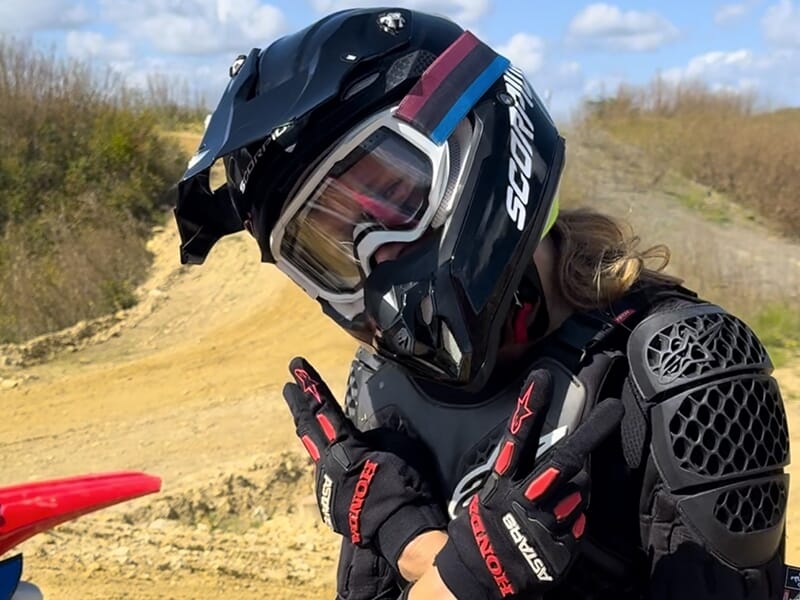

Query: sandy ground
[
  {"left": 0, "top": 224, "right": 359, "bottom": 599},
  {"left": 1, "top": 130, "right": 798, "bottom": 599}
]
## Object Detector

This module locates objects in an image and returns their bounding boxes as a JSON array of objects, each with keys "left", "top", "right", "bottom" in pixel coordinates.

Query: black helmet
[{"left": 174, "top": 7, "right": 565, "bottom": 392}]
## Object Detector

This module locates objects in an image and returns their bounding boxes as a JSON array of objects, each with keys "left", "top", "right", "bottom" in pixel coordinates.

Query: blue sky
[{"left": 2, "top": 0, "right": 799, "bottom": 118}]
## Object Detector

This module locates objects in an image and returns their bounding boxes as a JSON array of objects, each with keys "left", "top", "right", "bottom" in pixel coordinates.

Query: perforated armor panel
[{"left": 627, "top": 303, "right": 788, "bottom": 568}]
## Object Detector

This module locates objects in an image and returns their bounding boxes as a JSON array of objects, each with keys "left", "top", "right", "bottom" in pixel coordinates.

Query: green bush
[
  {"left": 0, "top": 39, "right": 191, "bottom": 342},
  {"left": 748, "top": 304, "right": 800, "bottom": 369}
]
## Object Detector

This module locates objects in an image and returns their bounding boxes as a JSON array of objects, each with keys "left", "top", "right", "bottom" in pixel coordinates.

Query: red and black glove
[
  {"left": 434, "top": 369, "right": 624, "bottom": 599},
  {"left": 283, "top": 357, "right": 447, "bottom": 569}
]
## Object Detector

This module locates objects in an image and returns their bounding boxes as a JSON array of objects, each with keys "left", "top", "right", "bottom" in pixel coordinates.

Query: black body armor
[{"left": 334, "top": 286, "right": 789, "bottom": 599}]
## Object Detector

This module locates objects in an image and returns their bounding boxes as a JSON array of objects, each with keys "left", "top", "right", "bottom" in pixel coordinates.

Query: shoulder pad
[
  {"left": 627, "top": 303, "right": 772, "bottom": 399},
  {"left": 627, "top": 303, "right": 789, "bottom": 568}
]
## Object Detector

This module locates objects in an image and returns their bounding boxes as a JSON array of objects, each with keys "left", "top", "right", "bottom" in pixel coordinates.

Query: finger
[
  {"left": 289, "top": 356, "right": 354, "bottom": 437},
  {"left": 493, "top": 369, "right": 553, "bottom": 479},
  {"left": 558, "top": 397, "right": 624, "bottom": 463},
  {"left": 289, "top": 356, "right": 334, "bottom": 404},
  {"left": 283, "top": 382, "right": 329, "bottom": 462},
  {"left": 522, "top": 400, "right": 622, "bottom": 503},
  {"left": 548, "top": 472, "right": 590, "bottom": 542},
  {"left": 282, "top": 381, "right": 315, "bottom": 429},
  {"left": 539, "top": 398, "right": 625, "bottom": 485},
  {"left": 283, "top": 380, "right": 350, "bottom": 448},
  {"left": 571, "top": 513, "right": 587, "bottom": 539},
  {"left": 551, "top": 471, "right": 589, "bottom": 524}
]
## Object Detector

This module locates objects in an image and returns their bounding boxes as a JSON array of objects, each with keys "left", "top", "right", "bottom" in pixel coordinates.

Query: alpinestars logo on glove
[
  {"left": 348, "top": 460, "right": 379, "bottom": 543},
  {"left": 502, "top": 513, "right": 553, "bottom": 582},
  {"left": 319, "top": 473, "right": 334, "bottom": 529},
  {"left": 510, "top": 382, "right": 535, "bottom": 434}
]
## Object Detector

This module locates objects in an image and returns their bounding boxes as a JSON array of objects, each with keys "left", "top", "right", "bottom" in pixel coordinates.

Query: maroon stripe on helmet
[{"left": 396, "top": 31, "right": 480, "bottom": 122}]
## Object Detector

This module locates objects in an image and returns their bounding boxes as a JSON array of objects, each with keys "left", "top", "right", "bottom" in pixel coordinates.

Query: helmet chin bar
[{"left": 362, "top": 237, "right": 468, "bottom": 382}]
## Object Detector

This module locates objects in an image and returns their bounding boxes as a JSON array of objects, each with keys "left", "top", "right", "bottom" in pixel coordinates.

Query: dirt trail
[
  {"left": 1, "top": 131, "right": 799, "bottom": 599},
  {"left": 0, "top": 224, "right": 357, "bottom": 599}
]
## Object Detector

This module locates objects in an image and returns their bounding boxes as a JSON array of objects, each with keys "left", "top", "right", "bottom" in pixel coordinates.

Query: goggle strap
[{"left": 396, "top": 31, "right": 510, "bottom": 144}]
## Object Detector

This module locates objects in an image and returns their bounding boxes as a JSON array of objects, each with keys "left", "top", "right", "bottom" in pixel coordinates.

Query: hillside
[{"left": 0, "top": 128, "right": 798, "bottom": 599}]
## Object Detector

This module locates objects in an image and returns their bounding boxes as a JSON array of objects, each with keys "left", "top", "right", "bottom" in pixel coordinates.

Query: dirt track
[
  {"left": 0, "top": 225, "right": 359, "bottom": 599},
  {"left": 1, "top": 131, "right": 799, "bottom": 599}
]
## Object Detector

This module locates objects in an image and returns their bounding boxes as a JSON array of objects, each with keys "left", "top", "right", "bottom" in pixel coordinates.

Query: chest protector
[
  {"left": 343, "top": 285, "right": 698, "bottom": 517},
  {"left": 342, "top": 284, "right": 789, "bottom": 598}
]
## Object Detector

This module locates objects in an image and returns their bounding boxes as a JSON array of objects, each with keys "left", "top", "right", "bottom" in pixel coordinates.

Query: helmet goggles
[{"left": 269, "top": 107, "right": 461, "bottom": 305}]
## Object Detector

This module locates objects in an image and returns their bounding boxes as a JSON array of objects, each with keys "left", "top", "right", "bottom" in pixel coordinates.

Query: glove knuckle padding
[{"left": 627, "top": 303, "right": 789, "bottom": 568}]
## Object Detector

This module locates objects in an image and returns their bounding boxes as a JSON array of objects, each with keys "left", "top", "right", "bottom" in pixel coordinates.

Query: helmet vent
[
  {"left": 343, "top": 72, "right": 381, "bottom": 101},
  {"left": 386, "top": 50, "right": 437, "bottom": 92}
]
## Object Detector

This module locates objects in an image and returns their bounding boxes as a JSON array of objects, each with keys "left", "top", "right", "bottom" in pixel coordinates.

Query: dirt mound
[
  {"left": 124, "top": 452, "right": 312, "bottom": 529},
  {"left": 0, "top": 226, "right": 183, "bottom": 370},
  {"left": 19, "top": 452, "right": 340, "bottom": 600}
]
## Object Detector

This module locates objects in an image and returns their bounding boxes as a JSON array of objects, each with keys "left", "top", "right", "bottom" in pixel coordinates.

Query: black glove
[
  {"left": 435, "top": 369, "right": 624, "bottom": 599},
  {"left": 335, "top": 539, "right": 402, "bottom": 600},
  {"left": 283, "top": 357, "right": 447, "bottom": 568}
]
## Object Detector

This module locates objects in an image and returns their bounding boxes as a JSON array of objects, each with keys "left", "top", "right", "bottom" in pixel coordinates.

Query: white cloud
[
  {"left": 308, "top": 0, "right": 491, "bottom": 24},
  {"left": 100, "top": 0, "right": 287, "bottom": 55},
  {"left": 567, "top": 3, "right": 680, "bottom": 52},
  {"left": 0, "top": 0, "right": 90, "bottom": 33},
  {"left": 65, "top": 31, "right": 133, "bottom": 61},
  {"left": 762, "top": 0, "right": 800, "bottom": 47},
  {"left": 714, "top": 3, "right": 749, "bottom": 23},
  {"left": 714, "top": 1, "right": 763, "bottom": 24},
  {"left": 661, "top": 47, "right": 800, "bottom": 103},
  {"left": 497, "top": 33, "right": 545, "bottom": 75},
  {"left": 663, "top": 49, "right": 755, "bottom": 81}
]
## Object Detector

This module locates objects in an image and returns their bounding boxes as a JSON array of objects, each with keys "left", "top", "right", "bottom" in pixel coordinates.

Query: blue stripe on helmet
[{"left": 429, "top": 55, "right": 511, "bottom": 145}]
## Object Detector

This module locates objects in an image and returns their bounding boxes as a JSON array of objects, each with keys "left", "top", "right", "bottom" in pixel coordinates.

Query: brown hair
[{"left": 549, "top": 208, "right": 681, "bottom": 311}]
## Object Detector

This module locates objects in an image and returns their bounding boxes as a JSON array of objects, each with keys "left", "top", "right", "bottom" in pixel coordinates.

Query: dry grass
[
  {"left": 561, "top": 82, "right": 800, "bottom": 360},
  {"left": 579, "top": 81, "right": 800, "bottom": 238},
  {"left": 0, "top": 39, "right": 197, "bottom": 342}
]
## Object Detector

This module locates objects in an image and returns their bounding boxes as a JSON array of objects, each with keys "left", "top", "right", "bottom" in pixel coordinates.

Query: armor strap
[
  {"left": 547, "top": 283, "right": 698, "bottom": 373},
  {"left": 620, "top": 377, "right": 649, "bottom": 469}
]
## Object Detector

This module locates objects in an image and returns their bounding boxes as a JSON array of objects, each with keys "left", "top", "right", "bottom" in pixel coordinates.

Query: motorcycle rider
[{"left": 173, "top": 8, "right": 789, "bottom": 599}]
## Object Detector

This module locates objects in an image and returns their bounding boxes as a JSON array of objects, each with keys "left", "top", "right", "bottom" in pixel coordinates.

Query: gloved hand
[
  {"left": 434, "top": 369, "right": 624, "bottom": 599},
  {"left": 283, "top": 356, "right": 447, "bottom": 569}
]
